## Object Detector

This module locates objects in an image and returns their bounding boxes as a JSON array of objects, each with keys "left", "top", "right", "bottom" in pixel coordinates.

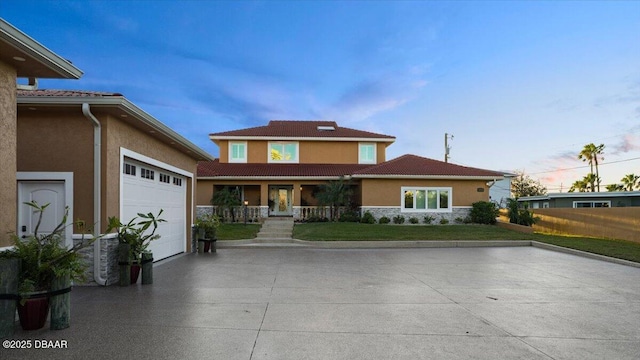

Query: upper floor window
[
  {"left": 229, "top": 142, "right": 247, "bottom": 163},
  {"left": 401, "top": 187, "right": 452, "bottom": 212},
  {"left": 359, "top": 143, "right": 376, "bottom": 164},
  {"left": 269, "top": 142, "right": 298, "bottom": 163}
]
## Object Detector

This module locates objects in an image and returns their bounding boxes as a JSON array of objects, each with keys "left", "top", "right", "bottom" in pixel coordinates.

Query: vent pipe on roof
[
  {"left": 82, "top": 103, "right": 107, "bottom": 286},
  {"left": 16, "top": 77, "right": 38, "bottom": 90}
]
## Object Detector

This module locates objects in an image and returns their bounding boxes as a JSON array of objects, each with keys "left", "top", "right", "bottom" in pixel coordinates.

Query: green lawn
[
  {"left": 216, "top": 224, "right": 261, "bottom": 240},
  {"left": 293, "top": 223, "right": 640, "bottom": 263}
]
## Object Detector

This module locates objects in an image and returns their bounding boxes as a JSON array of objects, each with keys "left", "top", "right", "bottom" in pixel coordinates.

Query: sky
[{"left": 3, "top": 0, "right": 640, "bottom": 192}]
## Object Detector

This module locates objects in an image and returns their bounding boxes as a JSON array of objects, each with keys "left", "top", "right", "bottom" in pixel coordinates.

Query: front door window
[{"left": 269, "top": 186, "right": 293, "bottom": 216}]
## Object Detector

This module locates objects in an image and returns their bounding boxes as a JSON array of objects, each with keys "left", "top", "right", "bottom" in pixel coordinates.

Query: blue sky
[{"left": 3, "top": 0, "right": 639, "bottom": 192}]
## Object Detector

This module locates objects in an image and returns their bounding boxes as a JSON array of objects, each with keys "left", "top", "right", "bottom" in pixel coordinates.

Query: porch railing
[
  {"left": 210, "top": 206, "right": 262, "bottom": 223},
  {"left": 298, "top": 206, "right": 348, "bottom": 221}
]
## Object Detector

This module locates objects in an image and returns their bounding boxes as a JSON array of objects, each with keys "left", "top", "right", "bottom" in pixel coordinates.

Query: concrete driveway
[{"left": 7, "top": 246, "right": 640, "bottom": 359}]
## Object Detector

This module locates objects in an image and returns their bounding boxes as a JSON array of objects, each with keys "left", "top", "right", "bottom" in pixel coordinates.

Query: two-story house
[{"left": 197, "top": 120, "right": 504, "bottom": 222}]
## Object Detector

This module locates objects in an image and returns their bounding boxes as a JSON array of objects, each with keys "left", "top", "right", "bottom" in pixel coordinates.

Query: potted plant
[
  {"left": 106, "top": 210, "right": 165, "bottom": 285},
  {"left": 0, "top": 201, "right": 95, "bottom": 331},
  {"left": 195, "top": 213, "right": 220, "bottom": 253}
]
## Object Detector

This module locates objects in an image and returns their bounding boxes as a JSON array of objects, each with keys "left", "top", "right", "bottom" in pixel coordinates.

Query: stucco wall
[
  {"left": 361, "top": 178, "right": 490, "bottom": 207},
  {"left": 217, "top": 139, "right": 388, "bottom": 164},
  {"left": 17, "top": 109, "right": 95, "bottom": 232},
  {"left": 0, "top": 62, "right": 17, "bottom": 247}
]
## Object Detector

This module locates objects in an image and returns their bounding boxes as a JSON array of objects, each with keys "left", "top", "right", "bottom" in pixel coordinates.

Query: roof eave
[
  {"left": 0, "top": 18, "right": 83, "bottom": 79},
  {"left": 17, "top": 95, "right": 214, "bottom": 161},
  {"left": 209, "top": 135, "right": 396, "bottom": 143},
  {"left": 197, "top": 175, "right": 348, "bottom": 181},
  {"left": 353, "top": 174, "right": 504, "bottom": 180}
]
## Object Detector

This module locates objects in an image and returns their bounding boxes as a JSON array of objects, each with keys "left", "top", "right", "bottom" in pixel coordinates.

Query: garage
[{"left": 122, "top": 158, "right": 187, "bottom": 261}]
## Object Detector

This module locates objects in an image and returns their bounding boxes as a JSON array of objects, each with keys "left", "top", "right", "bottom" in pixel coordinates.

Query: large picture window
[
  {"left": 229, "top": 142, "right": 247, "bottom": 163},
  {"left": 269, "top": 142, "right": 298, "bottom": 163},
  {"left": 401, "top": 187, "right": 451, "bottom": 212}
]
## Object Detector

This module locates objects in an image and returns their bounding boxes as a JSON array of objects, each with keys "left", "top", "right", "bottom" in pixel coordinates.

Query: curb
[{"left": 217, "top": 239, "right": 640, "bottom": 268}]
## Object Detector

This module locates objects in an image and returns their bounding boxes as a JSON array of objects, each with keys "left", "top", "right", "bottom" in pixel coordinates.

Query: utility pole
[{"left": 444, "top": 133, "right": 453, "bottom": 163}]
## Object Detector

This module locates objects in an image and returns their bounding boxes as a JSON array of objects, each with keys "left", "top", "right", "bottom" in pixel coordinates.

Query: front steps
[{"left": 255, "top": 217, "right": 294, "bottom": 241}]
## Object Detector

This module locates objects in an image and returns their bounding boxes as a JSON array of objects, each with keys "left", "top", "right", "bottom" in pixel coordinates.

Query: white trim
[
  {"left": 572, "top": 200, "right": 611, "bottom": 208},
  {"left": 360, "top": 206, "right": 398, "bottom": 209},
  {"left": 354, "top": 174, "right": 503, "bottom": 180},
  {"left": 228, "top": 141, "right": 248, "bottom": 163},
  {"left": 120, "top": 146, "right": 194, "bottom": 232},
  {"left": 211, "top": 135, "right": 395, "bottom": 143},
  {"left": 267, "top": 141, "right": 299, "bottom": 163},
  {"left": 17, "top": 172, "right": 74, "bottom": 247},
  {"left": 0, "top": 18, "right": 83, "bottom": 79},
  {"left": 358, "top": 142, "right": 377, "bottom": 164},
  {"left": 400, "top": 186, "right": 453, "bottom": 213}
]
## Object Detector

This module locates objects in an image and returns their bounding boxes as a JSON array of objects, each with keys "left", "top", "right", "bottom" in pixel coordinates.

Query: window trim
[
  {"left": 401, "top": 186, "right": 452, "bottom": 213},
  {"left": 358, "top": 143, "right": 376, "bottom": 164},
  {"left": 228, "top": 141, "right": 247, "bottom": 163},
  {"left": 573, "top": 200, "right": 610, "bottom": 208},
  {"left": 268, "top": 141, "right": 299, "bottom": 163}
]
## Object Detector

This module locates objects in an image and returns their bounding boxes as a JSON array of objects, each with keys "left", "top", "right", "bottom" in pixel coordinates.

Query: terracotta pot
[
  {"left": 17, "top": 296, "right": 50, "bottom": 331},
  {"left": 130, "top": 264, "right": 141, "bottom": 284}
]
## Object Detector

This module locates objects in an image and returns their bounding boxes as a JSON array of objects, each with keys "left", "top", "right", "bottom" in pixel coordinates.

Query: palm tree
[
  {"left": 578, "top": 143, "right": 605, "bottom": 192},
  {"left": 606, "top": 183, "right": 624, "bottom": 192},
  {"left": 569, "top": 174, "right": 599, "bottom": 193},
  {"left": 621, "top": 174, "right": 640, "bottom": 191},
  {"left": 315, "top": 177, "right": 354, "bottom": 221}
]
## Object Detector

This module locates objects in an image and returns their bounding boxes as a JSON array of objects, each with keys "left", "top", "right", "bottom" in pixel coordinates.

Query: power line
[{"left": 528, "top": 156, "right": 640, "bottom": 175}]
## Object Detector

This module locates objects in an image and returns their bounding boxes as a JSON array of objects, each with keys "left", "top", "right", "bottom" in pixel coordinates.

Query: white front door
[{"left": 17, "top": 181, "right": 66, "bottom": 240}]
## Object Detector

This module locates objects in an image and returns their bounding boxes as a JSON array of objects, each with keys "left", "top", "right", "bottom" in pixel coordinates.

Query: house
[
  {"left": 16, "top": 89, "right": 214, "bottom": 285},
  {"left": 197, "top": 120, "right": 504, "bottom": 222},
  {"left": 518, "top": 191, "right": 640, "bottom": 209},
  {"left": 0, "top": 18, "right": 82, "bottom": 249}
]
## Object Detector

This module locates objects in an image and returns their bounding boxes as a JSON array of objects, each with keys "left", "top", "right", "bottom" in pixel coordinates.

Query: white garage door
[{"left": 122, "top": 159, "right": 186, "bottom": 261}]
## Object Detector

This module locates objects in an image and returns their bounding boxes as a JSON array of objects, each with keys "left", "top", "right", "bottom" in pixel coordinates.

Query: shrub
[
  {"left": 470, "top": 201, "right": 499, "bottom": 225},
  {"left": 378, "top": 216, "right": 390, "bottom": 224},
  {"left": 506, "top": 199, "right": 539, "bottom": 226},
  {"left": 360, "top": 211, "right": 376, "bottom": 224},
  {"left": 339, "top": 210, "right": 360, "bottom": 223},
  {"left": 423, "top": 215, "right": 435, "bottom": 224},
  {"left": 409, "top": 217, "right": 419, "bottom": 224},
  {"left": 306, "top": 215, "right": 329, "bottom": 223},
  {"left": 439, "top": 218, "right": 449, "bottom": 225},
  {"left": 392, "top": 215, "right": 405, "bottom": 224}
]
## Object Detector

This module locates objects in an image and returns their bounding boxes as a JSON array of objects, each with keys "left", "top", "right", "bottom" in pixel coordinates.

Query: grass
[
  {"left": 293, "top": 222, "right": 640, "bottom": 263},
  {"left": 216, "top": 223, "right": 261, "bottom": 240}
]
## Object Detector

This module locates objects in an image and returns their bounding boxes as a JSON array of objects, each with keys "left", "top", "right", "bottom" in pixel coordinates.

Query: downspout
[{"left": 82, "top": 103, "right": 107, "bottom": 286}]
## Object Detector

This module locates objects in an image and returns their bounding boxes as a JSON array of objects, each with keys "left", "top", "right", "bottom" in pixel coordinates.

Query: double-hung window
[
  {"left": 359, "top": 143, "right": 376, "bottom": 164},
  {"left": 269, "top": 142, "right": 298, "bottom": 163},
  {"left": 401, "top": 187, "right": 451, "bottom": 212},
  {"left": 229, "top": 142, "right": 247, "bottom": 163}
]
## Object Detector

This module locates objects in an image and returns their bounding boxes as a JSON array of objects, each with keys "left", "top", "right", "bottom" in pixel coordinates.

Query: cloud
[
  {"left": 324, "top": 69, "right": 429, "bottom": 123},
  {"left": 611, "top": 133, "right": 640, "bottom": 155}
]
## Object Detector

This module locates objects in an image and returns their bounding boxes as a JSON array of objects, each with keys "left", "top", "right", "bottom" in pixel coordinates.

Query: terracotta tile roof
[
  {"left": 17, "top": 89, "right": 123, "bottom": 97},
  {"left": 209, "top": 120, "right": 395, "bottom": 140},
  {"left": 198, "top": 160, "right": 371, "bottom": 178},
  {"left": 353, "top": 154, "right": 505, "bottom": 178}
]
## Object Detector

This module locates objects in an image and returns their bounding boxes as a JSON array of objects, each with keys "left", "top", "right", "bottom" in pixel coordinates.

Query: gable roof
[
  {"left": 209, "top": 120, "right": 395, "bottom": 143},
  {"left": 198, "top": 159, "right": 371, "bottom": 179},
  {"left": 0, "top": 18, "right": 83, "bottom": 79},
  {"left": 352, "top": 154, "right": 504, "bottom": 180},
  {"left": 17, "top": 89, "right": 214, "bottom": 161}
]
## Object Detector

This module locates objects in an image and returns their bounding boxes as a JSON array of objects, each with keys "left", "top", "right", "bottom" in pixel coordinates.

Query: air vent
[{"left": 317, "top": 125, "right": 335, "bottom": 131}]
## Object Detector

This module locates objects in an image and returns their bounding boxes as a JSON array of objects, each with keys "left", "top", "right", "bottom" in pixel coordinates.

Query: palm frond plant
[{"left": 0, "top": 201, "right": 97, "bottom": 331}]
